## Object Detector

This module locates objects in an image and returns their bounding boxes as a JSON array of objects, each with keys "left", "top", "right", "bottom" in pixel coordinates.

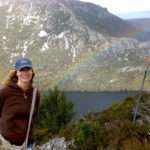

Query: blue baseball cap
[{"left": 15, "top": 58, "right": 33, "bottom": 71}]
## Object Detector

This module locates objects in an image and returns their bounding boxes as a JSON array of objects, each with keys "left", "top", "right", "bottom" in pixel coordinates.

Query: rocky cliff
[{"left": 0, "top": 0, "right": 149, "bottom": 91}]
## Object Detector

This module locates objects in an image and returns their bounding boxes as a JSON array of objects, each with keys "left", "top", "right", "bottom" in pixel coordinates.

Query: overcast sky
[{"left": 80, "top": 0, "right": 150, "bottom": 14}]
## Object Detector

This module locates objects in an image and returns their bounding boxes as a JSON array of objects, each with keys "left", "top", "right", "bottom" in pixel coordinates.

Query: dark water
[{"left": 64, "top": 91, "right": 138, "bottom": 119}]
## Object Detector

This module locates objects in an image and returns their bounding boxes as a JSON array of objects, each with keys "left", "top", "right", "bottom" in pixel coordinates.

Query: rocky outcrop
[
  {"left": 38, "top": 137, "right": 73, "bottom": 150},
  {"left": 134, "top": 92, "right": 150, "bottom": 124}
]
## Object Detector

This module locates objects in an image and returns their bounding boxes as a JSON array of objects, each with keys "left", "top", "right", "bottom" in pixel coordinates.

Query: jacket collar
[{"left": 8, "top": 82, "right": 33, "bottom": 93}]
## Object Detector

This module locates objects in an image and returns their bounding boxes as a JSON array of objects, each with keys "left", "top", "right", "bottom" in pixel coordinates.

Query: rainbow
[{"left": 56, "top": 29, "right": 150, "bottom": 88}]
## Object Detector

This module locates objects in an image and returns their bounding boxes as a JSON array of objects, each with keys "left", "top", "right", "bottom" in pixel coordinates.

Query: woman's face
[{"left": 16, "top": 67, "right": 33, "bottom": 83}]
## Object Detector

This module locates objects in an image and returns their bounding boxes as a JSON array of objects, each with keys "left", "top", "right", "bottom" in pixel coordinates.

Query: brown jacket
[{"left": 0, "top": 83, "right": 40, "bottom": 145}]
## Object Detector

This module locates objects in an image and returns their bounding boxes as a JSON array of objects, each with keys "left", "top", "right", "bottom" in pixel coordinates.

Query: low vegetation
[
  {"left": 61, "top": 94, "right": 150, "bottom": 150},
  {"left": 35, "top": 86, "right": 74, "bottom": 144},
  {"left": 35, "top": 89, "right": 150, "bottom": 149}
]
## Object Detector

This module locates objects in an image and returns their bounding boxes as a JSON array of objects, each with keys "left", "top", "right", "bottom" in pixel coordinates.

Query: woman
[{"left": 0, "top": 58, "right": 40, "bottom": 149}]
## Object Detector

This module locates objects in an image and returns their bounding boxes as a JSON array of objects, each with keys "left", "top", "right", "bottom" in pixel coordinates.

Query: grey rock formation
[
  {"left": 135, "top": 93, "right": 150, "bottom": 124},
  {"left": 39, "top": 137, "right": 73, "bottom": 150}
]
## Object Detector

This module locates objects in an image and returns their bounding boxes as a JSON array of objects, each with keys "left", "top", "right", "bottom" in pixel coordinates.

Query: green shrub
[{"left": 36, "top": 86, "right": 74, "bottom": 142}]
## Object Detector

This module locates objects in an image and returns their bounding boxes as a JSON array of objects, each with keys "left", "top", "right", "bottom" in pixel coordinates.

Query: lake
[{"left": 64, "top": 91, "right": 138, "bottom": 119}]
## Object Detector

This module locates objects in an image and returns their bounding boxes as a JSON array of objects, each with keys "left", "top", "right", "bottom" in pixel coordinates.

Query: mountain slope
[
  {"left": 0, "top": 0, "right": 148, "bottom": 91},
  {"left": 127, "top": 18, "right": 150, "bottom": 41},
  {"left": 65, "top": 0, "right": 135, "bottom": 36}
]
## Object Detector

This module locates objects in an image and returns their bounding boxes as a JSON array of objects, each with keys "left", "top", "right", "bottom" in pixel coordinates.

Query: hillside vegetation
[
  {"left": 60, "top": 93, "right": 150, "bottom": 149},
  {"left": 34, "top": 88, "right": 150, "bottom": 149}
]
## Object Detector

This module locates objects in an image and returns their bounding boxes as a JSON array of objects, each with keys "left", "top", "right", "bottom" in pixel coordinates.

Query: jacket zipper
[{"left": 23, "top": 93, "right": 27, "bottom": 100}]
